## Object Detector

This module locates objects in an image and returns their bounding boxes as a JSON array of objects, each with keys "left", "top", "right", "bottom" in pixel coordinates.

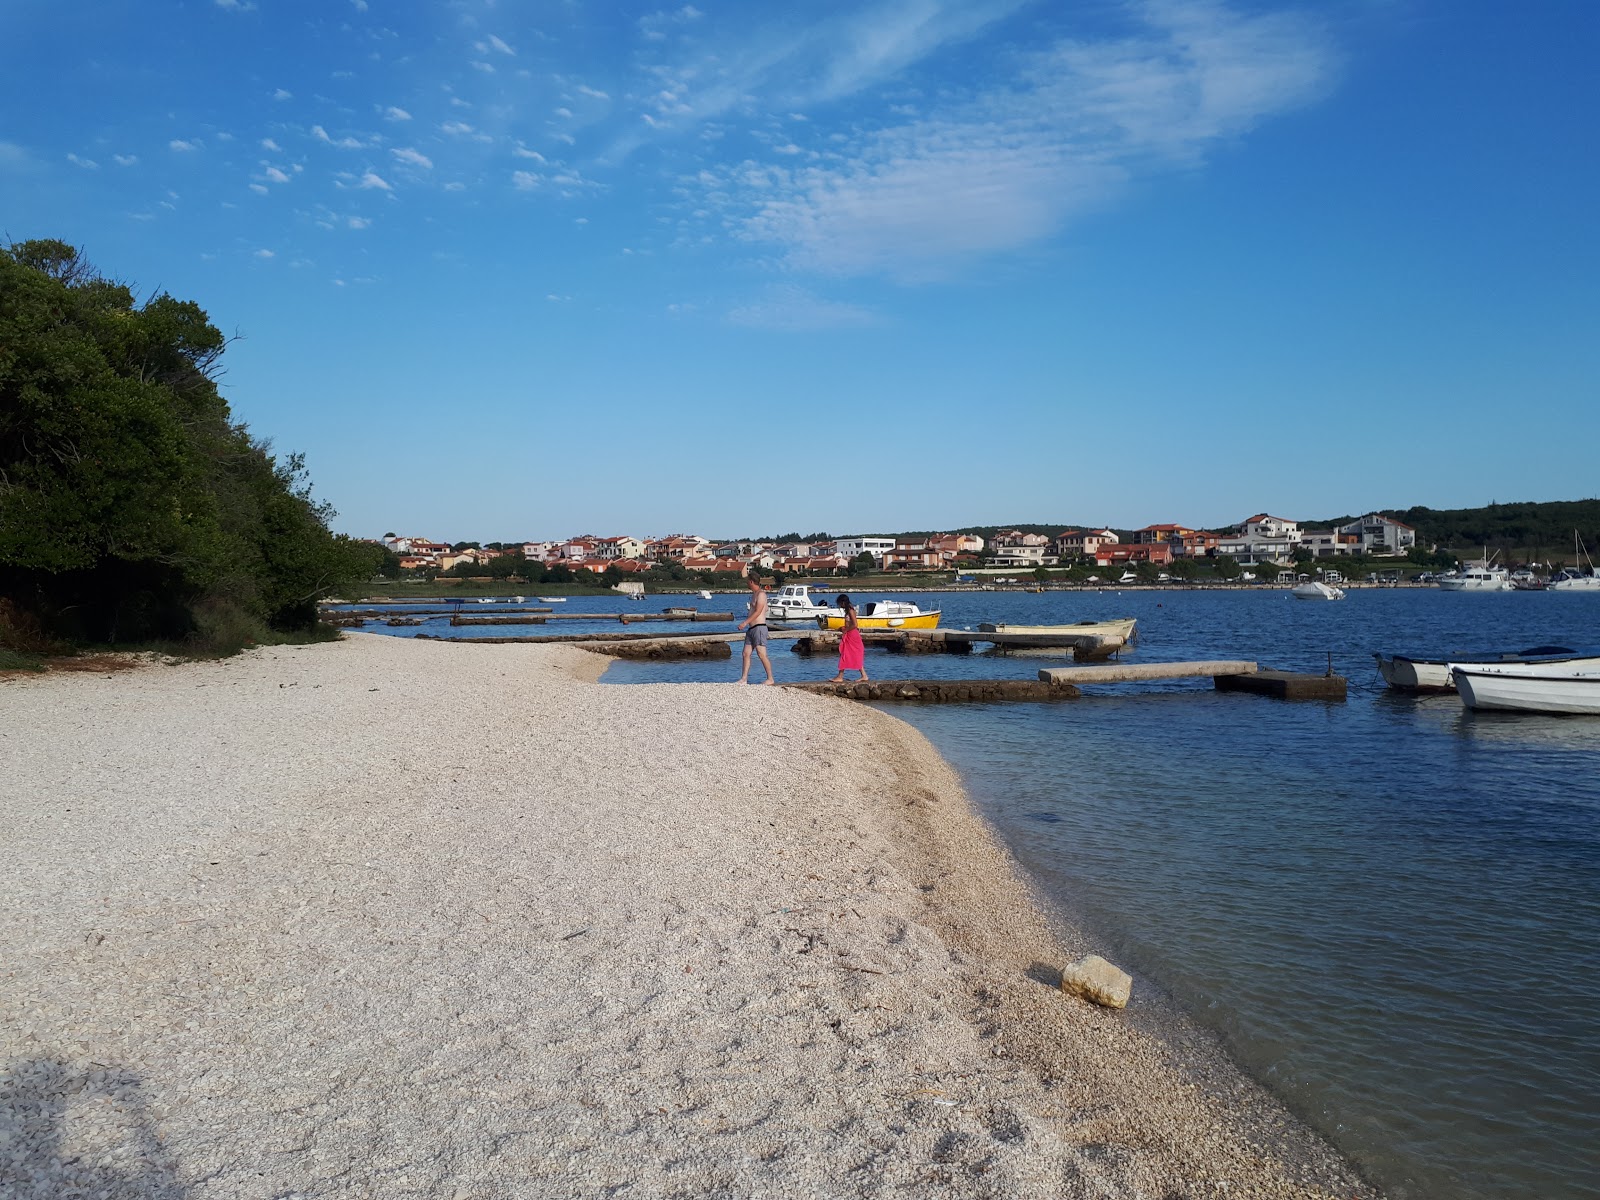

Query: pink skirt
[{"left": 838, "top": 628, "right": 865, "bottom": 671}]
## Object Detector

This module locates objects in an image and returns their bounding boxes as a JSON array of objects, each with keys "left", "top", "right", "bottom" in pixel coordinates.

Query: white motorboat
[
  {"left": 1548, "top": 531, "right": 1600, "bottom": 591},
  {"left": 1437, "top": 550, "right": 1512, "bottom": 591},
  {"left": 766, "top": 583, "right": 843, "bottom": 625},
  {"left": 1374, "top": 644, "right": 1597, "bottom": 691},
  {"left": 1118, "top": 571, "right": 1138, "bottom": 584},
  {"left": 699, "top": 590, "right": 714, "bottom": 600},
  {"left": 1292, "top": 581, "right": 1345, "bottom": 600},
  {"left": 537, "top": 596, "right": 567, "bottom": 603},
  {"left": 1453, "top": 664, "right": 1600, "bottom": 715}
]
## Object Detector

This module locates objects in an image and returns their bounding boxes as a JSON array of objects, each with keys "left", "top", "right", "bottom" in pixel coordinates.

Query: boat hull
[
  {"left": 1454, "top": 668, "right": 1600, "bottom": 715},
  {"left": 1549, "top": 576, "right": 1600, "bottom": 591},
  {"left": 1375, "top": 648, "right": 1599, "bottom": 692},
  {"left": 819, "top": 611, "right": 941, "bottom": 630},
  {"left": 1292, "top": 582, "right": 1345, "bottom": 600}
]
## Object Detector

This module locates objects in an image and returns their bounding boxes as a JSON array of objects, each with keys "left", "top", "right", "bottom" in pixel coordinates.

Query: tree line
[{"left": 0, "top": 240, "right": 383, "bottom": 654}]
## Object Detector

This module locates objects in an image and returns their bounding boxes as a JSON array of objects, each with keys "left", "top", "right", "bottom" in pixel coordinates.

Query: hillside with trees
[{"left": 0, "top": 239, "right": 382, "bottom": 656}]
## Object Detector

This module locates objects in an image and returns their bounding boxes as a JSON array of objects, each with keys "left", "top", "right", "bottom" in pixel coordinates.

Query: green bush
[{"left": 0, "top": 239, "right": 383, "bottom": 653}]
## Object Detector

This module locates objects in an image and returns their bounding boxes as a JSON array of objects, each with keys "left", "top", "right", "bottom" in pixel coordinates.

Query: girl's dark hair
[{"left": 836, "top": 594, "right": 853, "bottom": 609}]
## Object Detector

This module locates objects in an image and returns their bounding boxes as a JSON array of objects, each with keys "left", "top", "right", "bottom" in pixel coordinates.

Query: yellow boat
[{"left": 820, "top": 600, "right": 941, "bottom": 630}]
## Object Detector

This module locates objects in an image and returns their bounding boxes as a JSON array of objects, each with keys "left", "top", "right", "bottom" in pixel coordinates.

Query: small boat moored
[
  {"left": 1548, "top": 531, "right": 1600, "bottom": 591},
  {"left": 1374, "top": 645, "right": 1598, "bottom": 691},
  {"left": 538, "top": 596, "right": 567, "bottom": 603},
  {"left": 1292, "top": 581, "right": 1346, "bottom": 600},
  {"left": 819, "top": 599, "right": 940, "bottom": 630},
  {"left": 1453, "top": 665, "right": 1600, "bottom": 715},
  {"left": 767, "top": 584, "right": 844, "bottom": 626},
  {"left": 1437, "top": 550, "right": 1512, "bottom": 592}
]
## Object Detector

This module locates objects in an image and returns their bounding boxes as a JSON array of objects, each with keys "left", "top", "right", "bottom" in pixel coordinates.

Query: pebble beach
[{"left": 1, "top": 634, "right": 1377, "bottom": 1198}]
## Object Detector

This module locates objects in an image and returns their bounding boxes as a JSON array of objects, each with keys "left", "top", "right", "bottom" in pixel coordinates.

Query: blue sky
[{"left": 3, "top": 0, "right": 1596, "bottom": 540}]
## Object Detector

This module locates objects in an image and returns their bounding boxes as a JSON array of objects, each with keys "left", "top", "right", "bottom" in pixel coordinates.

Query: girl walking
[{"left": 830, "top": 594, "right": 869, "bottom": 683}]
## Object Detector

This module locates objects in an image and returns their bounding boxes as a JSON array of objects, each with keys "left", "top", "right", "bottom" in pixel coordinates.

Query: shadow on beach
[{"left": 1, "top": 1059, "right": 185, "bottom": 1198}]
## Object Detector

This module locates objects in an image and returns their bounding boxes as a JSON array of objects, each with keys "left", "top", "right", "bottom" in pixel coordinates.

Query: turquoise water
[{"left": 357, "top": 589, "right": 1600, "bottom": 1198}]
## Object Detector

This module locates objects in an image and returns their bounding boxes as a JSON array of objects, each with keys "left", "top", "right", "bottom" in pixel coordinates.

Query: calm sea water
[{"left": 354, "top": 589, "right": 1600, "bottom": 1199}]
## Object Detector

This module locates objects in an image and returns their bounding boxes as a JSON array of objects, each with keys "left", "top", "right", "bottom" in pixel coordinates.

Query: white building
[
  {"left": 1339, "top": 514, "right": 1417, "bottom": 556},
  {"left": 836, "top": 536, "right": 897, "bottom": 560},
  {"left": 1226, "top": 514, "right": 1302, "bottom": 564}
]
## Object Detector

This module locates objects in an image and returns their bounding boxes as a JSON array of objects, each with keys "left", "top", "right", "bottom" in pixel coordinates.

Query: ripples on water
[{"left": 359, "top": 589, "right": 1600, "bottom": 1198}]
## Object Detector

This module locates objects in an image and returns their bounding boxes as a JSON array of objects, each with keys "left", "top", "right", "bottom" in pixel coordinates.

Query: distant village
[{"left": 381, "top": 512, "right": 1418, "bottom": 577}]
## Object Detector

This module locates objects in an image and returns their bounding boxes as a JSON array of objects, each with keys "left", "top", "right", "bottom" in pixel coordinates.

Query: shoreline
[{"left": 2, "top": 634, "right": 1377, "bottom": 1196}]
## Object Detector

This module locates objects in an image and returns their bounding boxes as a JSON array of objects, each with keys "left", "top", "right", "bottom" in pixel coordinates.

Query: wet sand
[{"left": 0, "top": 634, "right": 1376, "bottom": 1197}]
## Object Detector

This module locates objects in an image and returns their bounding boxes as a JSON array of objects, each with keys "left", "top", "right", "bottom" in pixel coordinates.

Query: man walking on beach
[{"left": 737, "top": 573, "right": 774, "bottom": 685}]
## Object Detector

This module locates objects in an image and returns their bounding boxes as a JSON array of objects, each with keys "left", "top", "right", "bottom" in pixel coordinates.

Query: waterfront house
[
  {"left": 1133, "top": 523, "right": 1196, "bottom": 546},
  {"left": 884, "top": 546, "right": 943, "bottom": 570},
  {"left": 593, "top": 536, "right": 646, "bottom": 561},
  {"left": 1054, "top": 529, "right": 1118, "bottom": 560},
  {"left": 1339, "top": 514, "right": 1416, "bottom": 556},
  {"left": 927, "top": 533, "right": 985, "bottom": 560},
  {"left": 1093, "top": 543, "right": 1174, "bottom": 567},
  {"left": 836, "top": 536, "right": 897, "bottom": 560}
]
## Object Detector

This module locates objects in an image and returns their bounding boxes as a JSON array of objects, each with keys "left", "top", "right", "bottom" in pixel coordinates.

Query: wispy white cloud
[
  {"left": 471, "top": 61, "right": 496, "bottom": 74},
  {"left": 262, "top": 165, "right": 291, "bottom": 183},
  {"left": 359, "top": 171, "right": 392, "bottom": 190},
  {"left": 392, "top": 147, "right": 433, "bottom": 168},
  {"left": 273, "top": 88, "right": 292, "bottom": 101},
  {"left": 383, "top": 106, "right": 412, "bottom": 121},
  {"left": 351, "top": 0, "right": 368, "bottom": 10},
  {"left": 694, "top": 0, "right": 1334, "bottom": 280},
  {"left": 348, "top": 215, "right": 371, "bottom": 229},
  {"left": 576, "top": 84, "right": 611, "bottom": 101},
  {"left": 67, "top": 152, "right": 99, "bottom": 169},
  {"left": 313, "top": 125, "right": 368, "bottom": 149},
  {"left": 0, "top": 141, "right": 32, "bottom": 171},
  {"left": 728, "top": 285, "right": 881, "bottom": 331},
  {"left": 512, "top": 171, "right": 541, "bottom": 191},
  {"left": 169, "top": 139, "right": 200, "bottom": 152},
  {"left": 249, "top": 183, "right": 269, "bottom": 194},
  {"left": 254, "top": 248, "right": 275, "bottom": 258},
  {"left": 113, "top": 153, "right": 138, "bottom": 166},
  {"left": 484, "top": 34, "right": 516, "bottom": 56},
  {"left": 216, "top": 0, "right": 256, "bottom": 11},
  {"left": 261, "top": 138, "right": 281, "bottom": 151}
]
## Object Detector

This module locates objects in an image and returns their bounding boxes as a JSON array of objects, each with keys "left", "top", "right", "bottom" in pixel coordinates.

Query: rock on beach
[{"left": 0, "top": 634, "right": 1378, "bottom": 1198}]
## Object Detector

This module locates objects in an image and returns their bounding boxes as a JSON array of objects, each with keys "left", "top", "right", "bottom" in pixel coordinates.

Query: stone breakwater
[{"left": 0, "top": 634, "right": 1376, "bottom": 1198}]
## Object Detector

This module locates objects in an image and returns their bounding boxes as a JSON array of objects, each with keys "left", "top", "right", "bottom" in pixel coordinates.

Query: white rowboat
[{"left": 1453, "top": 665, "right": 1600, "bottom": 715}]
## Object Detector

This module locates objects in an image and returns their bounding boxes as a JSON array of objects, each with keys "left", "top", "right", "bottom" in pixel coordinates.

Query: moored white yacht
[
  {"left": 1548, "top": 531, "right": 1600, "bottom": 591},
  {"left": 766, "top": 584, "right": 844, "bottom": 625},
  {"left": 1437, "top": 551, "right": 1511, "bottom": 592},
  {"left": 1291, "top": 580, "right": 1346, "bottom": 600}
]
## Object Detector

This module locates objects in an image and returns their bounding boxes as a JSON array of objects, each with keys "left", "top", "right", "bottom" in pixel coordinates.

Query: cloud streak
[{"left": 693, "top": 0, "right": 1334, "bottom": 279}]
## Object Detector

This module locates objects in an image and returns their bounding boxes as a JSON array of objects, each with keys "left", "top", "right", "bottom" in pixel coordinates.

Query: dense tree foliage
[{"left": 0, "top": 240, "right": 382, "bottom": 650}]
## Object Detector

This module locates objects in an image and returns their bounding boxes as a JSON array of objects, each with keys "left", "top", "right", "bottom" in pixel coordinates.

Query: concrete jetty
[
  {"left": 1037, "top": 661, "right": 1258, "bottom": 684},
  {"left": 784, "top": 679, "right": 1081, "bottom": 703},
  {"left": 1215, "top": 670, "right": 1348, "bottom": 700}
]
